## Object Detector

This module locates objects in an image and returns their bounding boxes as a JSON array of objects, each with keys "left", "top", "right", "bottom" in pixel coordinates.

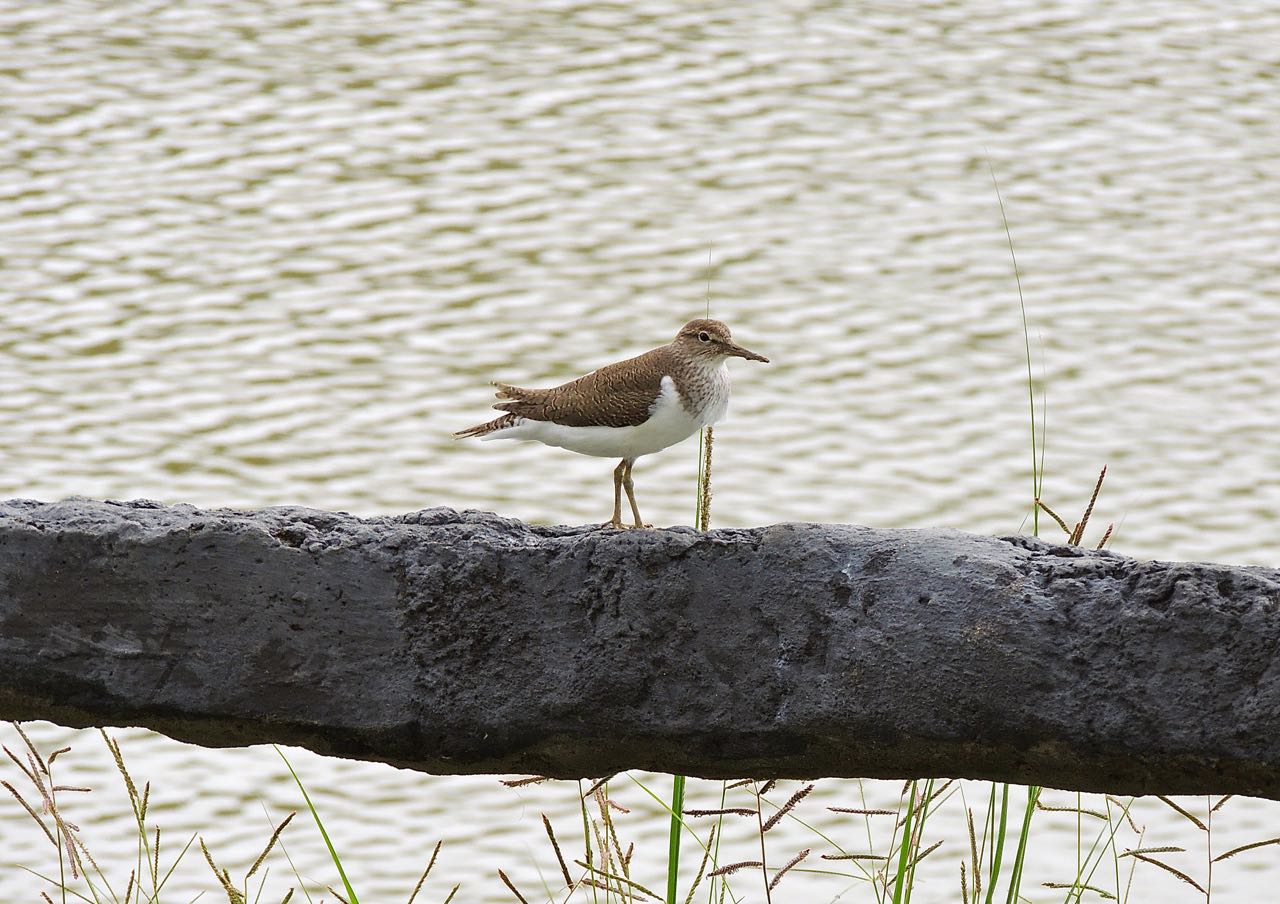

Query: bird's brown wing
[{"left": 493, "top": 347, "right": 672, "bottom": 428}]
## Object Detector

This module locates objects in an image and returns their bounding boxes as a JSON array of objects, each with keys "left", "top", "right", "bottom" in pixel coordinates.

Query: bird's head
[{"left": 673, "top": 319, "right": 769, "bottom": 364}]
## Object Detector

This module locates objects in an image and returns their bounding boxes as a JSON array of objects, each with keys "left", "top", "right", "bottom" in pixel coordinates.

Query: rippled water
[{"left": 2, "top": 0, "right": 1279, "bottom": 901}]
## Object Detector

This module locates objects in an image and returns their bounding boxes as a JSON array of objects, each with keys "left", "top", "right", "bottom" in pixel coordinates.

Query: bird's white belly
[{"left": 485, "top": 374, "right": 723, "bottom": 459}]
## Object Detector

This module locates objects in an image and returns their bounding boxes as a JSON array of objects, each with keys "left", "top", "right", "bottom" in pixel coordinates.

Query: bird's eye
[{"left": 698, "top": 331, "right": 711, "bottom": 343}]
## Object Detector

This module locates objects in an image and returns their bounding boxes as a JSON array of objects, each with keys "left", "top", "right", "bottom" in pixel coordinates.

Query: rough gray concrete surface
[{"left": 1, "top": 498, "right": 1278, "bottom": 796}]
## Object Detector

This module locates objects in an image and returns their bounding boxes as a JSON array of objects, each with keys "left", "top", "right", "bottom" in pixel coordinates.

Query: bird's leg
[
  {"left": 622, "top": 459, "right": 649, "bottom": 529},
  {"left": 609, "top": 459, "right": 627, "bottom": 529}
]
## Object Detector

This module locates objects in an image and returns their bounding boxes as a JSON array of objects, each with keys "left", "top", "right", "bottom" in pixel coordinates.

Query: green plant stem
[
  {"left": 891, "top": 782, "right": 918, "bottom": 904},
  {"left": 666, "top": 775, "right": 687, "bottom": 904},
  {"left": 275, "top": 747, "right": 359, "bottom": 904},
  {"left": 984, "top": 783, "right": 1010, "bottom": 904},
  {"left": 1004, "top": 786, "right": 1040, "bottom": 904}
]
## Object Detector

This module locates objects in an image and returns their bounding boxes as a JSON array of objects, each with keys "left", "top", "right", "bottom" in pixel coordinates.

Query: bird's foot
[{"left": 604, "top": 519, "right": 652, "bottom": 530}]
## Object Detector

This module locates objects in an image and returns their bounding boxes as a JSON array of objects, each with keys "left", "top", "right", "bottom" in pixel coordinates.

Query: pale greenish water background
[{"left": 2, "top": 0, "right": 1279, "bottom": 901}]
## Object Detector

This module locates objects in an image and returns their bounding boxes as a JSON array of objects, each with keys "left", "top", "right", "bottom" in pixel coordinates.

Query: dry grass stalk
[
  {"left": 65, "top": 817, "right": 104, "bottom": 881},
  {"left": 102, "top": 731, "right": 144, "bottom": 821},
  {"left": 1035, "top": 799, "right": 1108, "bottom": 820},
  {"left": 3, "top": 745, "right": 38, "bottom": 785},
  {"left": 923, "top": 779, "right": 956, "bottom": 807},
  {"left": 905, "top": 838, "right": 944, "bottom": 871},
  {"left": 725, "top": 778, "right": 755, "bottom": 790},
  {"left": 151, "top": 825, "right": 162, "bottom": 887},
  {"left": 1042, "top": 881, "right": 1116, "bottom": 898},
  {"left": 698, "top": 426, "right": 715, "bottom": 531},
  {"left": 10, "top": 723, "right": 45, "bottom": 774},
  {"left": 580, "top": 875, "right": 652, "bottom": 900},
  {"left": 327, "top": 885, "right": 352, "bottom": 904},
  {"left": 684, "top": 807, "right": 757, "bottom": 818},
  {"left": 591, "top": 819, "right": 612, "bottom": 889},
  {"left": 582, "top": 775, "right": 615, "bottom": 798},
  {"left": 680, "top": 824, "right": 716, "bottom": 904},
  {"left": 500, "top": 775, "right": 550, "bottom": 788},
  {"left": 1211, "top": 794, "right": 1234, "bottom": 813},
  {"left": 602, "top": 808, "right": 630, "bottom": 889},
  {"left": 2, "top": 779, "right": 58, "bottom": 847},
  {"left": 441, "top": 884, "right": 460, "bottom": 904},
  {"left": 6, "top": 728, "right": 90, "bottom": 880},
  {"left": 827, "top": 807, "right": 897, "bottom": 816},
  {"left": 1035, "top": 496, "right": 1068, "bottom": 531},
  {"left": 541, "top": 814, "right": 574, "bottom": 890},
  {"left": 762, "top": 783, "right": 814, "bottom": 833},
  {"left": 1156, "top": 796, "right": 1207, "bottom": 831},
  {"left": 1070, "top": 465, "right": 1107, "bottom": 544},
  {"left": 960, "top": 861, "right": 968, "bottom": 904},
  {"left": 1107, "top": 795, "right": 1141, "bottom": 833},
  {"left": 709, "top": 860, "right": 763, "bottom": 877},
  {"left": 1037, "top": 465, "right": 1111, "bottom": 547},
  {"left": 758, "top": 779, "right": 777, "bottom": 796},
  {"left": 497, "top": 868, "right": 531, "bottom": 904},
  {"left": 967, "top": 807, "right": 981, "bottom": 904},
  {"left": 768, "top": 848, "right": 809, "bottom": 890},
  {"left": 247, "top": 811, "right": 295, "bottom": 880},
  {"left": 1126, "top": 852, "right": 1205, "bottom": 893},
  {"left": 574, "top": 859, "right": 660, "bottom": 900},
  {"left": 1213, "top": 836, "right": 1280, "bottom": 862},
  {"left": 820, "top": 853, "right": 888, "bottom": 862},
  {"left": 406, "top": 838, "right": 444, "bottom": 904},
  {"left": 200, "top": 836, "right": 247, "bottom": 904},
  {"left": 1119, "top": 846, "right": 1185, "bottom": 857}
]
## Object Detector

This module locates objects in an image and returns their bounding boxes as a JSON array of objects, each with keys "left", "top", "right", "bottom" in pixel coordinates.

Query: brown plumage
[
  {"left": 452, "top": 412, "right": 520, "bottom": 439},
  {"left": 454, "top": 319, "right": 766, "bottom": 435},
  {"left": 489, "top": 346, "right": 679, "bottom": 428}
]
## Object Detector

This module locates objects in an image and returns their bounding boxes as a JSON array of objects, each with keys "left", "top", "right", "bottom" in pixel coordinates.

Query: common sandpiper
[{"left": 454, "top": 318, "right": 769, "bottom": 528}]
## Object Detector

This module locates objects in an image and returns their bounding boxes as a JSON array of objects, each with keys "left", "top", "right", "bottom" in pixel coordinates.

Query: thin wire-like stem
[
  {"left": 989, "top": 160, "right": 1039, "bottom": 535},
  {"left": 754, "top": 782, "right": 773, "bottom": 904}
]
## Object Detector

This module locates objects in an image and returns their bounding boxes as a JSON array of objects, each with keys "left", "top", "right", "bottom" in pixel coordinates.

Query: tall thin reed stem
[{"left": 988, "top": 160, "right": 1039, "bottom": 535}]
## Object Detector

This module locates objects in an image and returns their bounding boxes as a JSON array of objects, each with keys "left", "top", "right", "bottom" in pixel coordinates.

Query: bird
[{"left": 454, "top": 318, "right": 769, "bottom": 529}]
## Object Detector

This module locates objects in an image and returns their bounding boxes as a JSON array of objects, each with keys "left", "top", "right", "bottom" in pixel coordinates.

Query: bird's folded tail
[
  {"left": 492, "top": 381, "right": 533, "bottom": 401},
  {"left": 452, "top": 412, "right": 520, "bottom": 439}
]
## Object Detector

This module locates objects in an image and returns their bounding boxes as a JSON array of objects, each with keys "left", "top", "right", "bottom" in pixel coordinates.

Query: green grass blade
[
  {"left": 274, "top": 747, "right": 359, "bottom": 904},
  {"left": 1004, "top": 786, "right": 1040, "bottom": 904},
  {"left": 667, "top": 774, "right": 687, "bottom": 904},
  {"left": 984, "top": 783, "right": 1010, "bottom": 904},
  {"left": 891, "top": 782, "right": 918, "bottom": 904}
]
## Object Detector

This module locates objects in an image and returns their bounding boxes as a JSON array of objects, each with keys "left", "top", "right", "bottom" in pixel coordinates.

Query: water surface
[{"left": 2, "top": 1, "right": 1279, "bottom": 901}]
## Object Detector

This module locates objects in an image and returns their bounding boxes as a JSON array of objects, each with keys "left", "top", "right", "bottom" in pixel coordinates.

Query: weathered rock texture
[{"left": 1, "top": 498, "right": 1278, "bottom": 797}]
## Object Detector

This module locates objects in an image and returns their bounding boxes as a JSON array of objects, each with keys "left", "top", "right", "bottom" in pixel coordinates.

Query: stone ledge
[{"left": 1, "top": 498, "right": 1278, "bottom": 797}]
